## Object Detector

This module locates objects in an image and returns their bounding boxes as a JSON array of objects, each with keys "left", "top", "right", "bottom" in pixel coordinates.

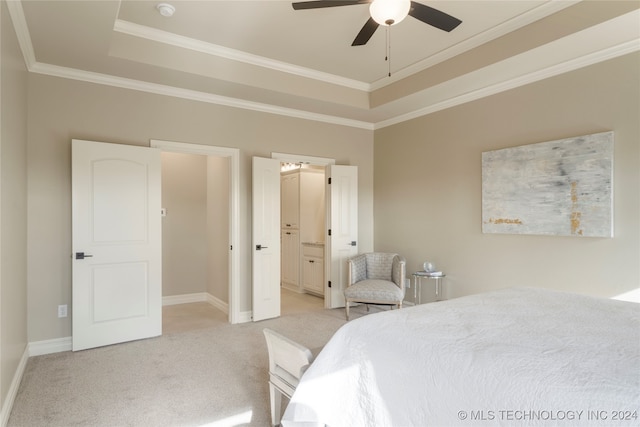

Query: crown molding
[
  {"left": 375, "top": 32, "right": 640, "bottom": 129},
  {"left": 3, "top": 4, "right": 372, "bottom": 133},
  {"left": 6, "top": 1, "right": 639, "bottom": 132},
  {"left": 28, "top": 61, "right": 374, "bottom": 130},
  {"left": 5, "top": 0, "right": 35, "bottom": 68},
  {"left": 114, "top": 1, "right": 579, "bottom": 93},
  {"left": 113, "top": 19, "right": 371, "bottom": 92},
  {"left": 369, "top": 0, "right": 581, "bottom": 90}
]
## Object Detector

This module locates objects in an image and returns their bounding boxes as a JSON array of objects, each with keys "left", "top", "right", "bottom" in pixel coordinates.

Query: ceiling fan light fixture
[{"left": 369, "top": 0, "right": 410, "bottom": 26}]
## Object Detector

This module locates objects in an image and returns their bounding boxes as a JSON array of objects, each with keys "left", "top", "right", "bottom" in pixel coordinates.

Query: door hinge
[
  {"left": 328, "top": 229, "right": 331, "bottom": 236},
  {"left": 328, "top": 177, "right": 332, "bottom": 184},
  {"left": 328, "top": 281, "right": 332, "bottom": 288},
  {"left": 230, "top": 245, "right": 233, "bottom": 250}
]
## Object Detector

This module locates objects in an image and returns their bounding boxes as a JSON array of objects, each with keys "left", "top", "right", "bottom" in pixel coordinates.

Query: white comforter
[{"left": 282, "top": 287, "right": 640, "bottom": 426}]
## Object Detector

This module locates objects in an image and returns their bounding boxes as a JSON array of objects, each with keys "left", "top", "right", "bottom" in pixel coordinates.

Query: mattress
[{"left": 282, "top": 287, "right": 640, "bottom": 426}]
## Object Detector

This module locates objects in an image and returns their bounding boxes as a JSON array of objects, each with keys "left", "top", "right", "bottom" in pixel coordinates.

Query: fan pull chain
[{"left": 385, "top": 25, "right": 392, "bottom": 77}]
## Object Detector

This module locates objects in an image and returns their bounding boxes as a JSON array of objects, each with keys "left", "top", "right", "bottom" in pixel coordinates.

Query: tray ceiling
[{"left": 10, "top": 1, "right": 640, "bottom": 129}]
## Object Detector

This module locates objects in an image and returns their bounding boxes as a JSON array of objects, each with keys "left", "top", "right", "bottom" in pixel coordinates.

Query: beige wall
[
  {"left": 374, "top": 53, "right": 640, "bottom": 303},
  {"left": 26, "top": 73, "right": 374, "bottom": 342},
  {"left": 1, "top": 0, "right": 28, "bottom": 414},
  {"left": 160, "top": 152, "right": 231, "bottom": 301},
  {"left": 161, "top": 152, "right": 208, "bottom": 297},
  {"left": 207, "top": 156, "right": 230, "bottom": 302}
]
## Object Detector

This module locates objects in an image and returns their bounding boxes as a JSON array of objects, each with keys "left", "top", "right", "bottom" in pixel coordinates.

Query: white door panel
[
  {"left": 326, "top": 165, "right": 358, "bottom": 308},
  {"left": 92, "top": 262, "right": 148, "bottom": 321},
  {"left": 252, "top": 157, "right": 281, "bottom": 321},
  {"left": 92, "top": 159, "right": 149, "bottom": 242},
  {"left": 72, "top": 140, "right": 161, "bottom": 351}
]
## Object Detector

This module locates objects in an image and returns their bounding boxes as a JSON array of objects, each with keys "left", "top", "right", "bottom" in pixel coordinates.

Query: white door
[
  {"left": 72, "top": 140, "right": 162, "bottom": 351},
  {"left": 252, "top": 157, "right": 281, "bottom": 321},
  {"left": 326, "top": 165, "right": 358, "bottom": 308}
]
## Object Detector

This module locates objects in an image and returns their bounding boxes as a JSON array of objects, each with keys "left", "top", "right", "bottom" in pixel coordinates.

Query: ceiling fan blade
[
  {"left": 351, "top": 17, "right": 379, "bottom": 46},
  {"left": 409, "top": 1, "right": 462, "bottom": 32},
  {"left": 292, "top": 0, "right": 370, "bottom": 10}
]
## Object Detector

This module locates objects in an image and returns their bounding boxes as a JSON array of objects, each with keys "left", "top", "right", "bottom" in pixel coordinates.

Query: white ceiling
[
  {"left": 9, "top": 1, "right": 640, "bottom": 129},
  {"left": 116, "top": 0, "right": 549, "bottom": 83}
]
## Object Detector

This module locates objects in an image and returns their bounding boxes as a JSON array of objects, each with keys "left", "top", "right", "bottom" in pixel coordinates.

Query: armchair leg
[{"left": 345, "top": 301, "right": 350, "bottom": 321}]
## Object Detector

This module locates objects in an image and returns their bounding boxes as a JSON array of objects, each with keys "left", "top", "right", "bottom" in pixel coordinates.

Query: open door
[
  {"left": 72, "top": 140, "right": 162, "bottom": 351},
  {"left": 252, "top": 157, "right": 282, "bottom": 321},
  {"left": 326, "top": 165, "right": 358, "bottom": 308}
]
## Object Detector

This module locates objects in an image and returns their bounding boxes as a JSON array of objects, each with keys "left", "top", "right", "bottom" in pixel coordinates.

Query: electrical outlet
[
  {"left": 58, "top": 304, "right": 68, "bottom": 318},
  {"left": 405, "top": 278, "right": 411, "bottom": 289}
]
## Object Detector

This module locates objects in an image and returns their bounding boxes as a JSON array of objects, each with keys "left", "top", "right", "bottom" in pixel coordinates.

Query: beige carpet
[{"left": 7, "top": 290, "right": 377, "bottom": 427}]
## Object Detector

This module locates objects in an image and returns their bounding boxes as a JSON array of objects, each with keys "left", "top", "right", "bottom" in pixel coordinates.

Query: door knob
[{"left": 75, "top": 252, "right": 93, "bottom": 260}]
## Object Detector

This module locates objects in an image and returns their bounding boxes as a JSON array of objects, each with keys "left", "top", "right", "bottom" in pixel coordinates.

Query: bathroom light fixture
[
  {"left": 281, "top": 163, "right": 302, "bottom": 172},
  {"left": 156, "top": 3, "right": 175, "bottom": 18}
]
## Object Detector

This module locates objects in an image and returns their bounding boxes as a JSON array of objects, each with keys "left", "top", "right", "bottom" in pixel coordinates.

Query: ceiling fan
[{"left": 292, "top": 0, "right": 462, "bottom": 46}]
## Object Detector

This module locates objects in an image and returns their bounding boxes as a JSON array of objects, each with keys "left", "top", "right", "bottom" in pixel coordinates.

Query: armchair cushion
[
  {"left": 344, "top": 279, "right": 404, "bottom": 302},
  {"left": 365, "top": 252, "right": 395, "bottom": 281}
]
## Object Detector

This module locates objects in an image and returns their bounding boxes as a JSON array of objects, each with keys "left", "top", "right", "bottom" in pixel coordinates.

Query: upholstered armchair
[{"left": 344, "top": 252, "right": 406, "bottom": 320}]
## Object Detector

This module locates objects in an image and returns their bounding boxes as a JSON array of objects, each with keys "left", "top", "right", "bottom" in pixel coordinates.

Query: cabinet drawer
[{"left": 302, "top": 244, "right": 323, "bottom": 258}]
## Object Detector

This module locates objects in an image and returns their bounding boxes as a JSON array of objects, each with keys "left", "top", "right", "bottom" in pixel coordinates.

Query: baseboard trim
[
  {"left": 163, "top": 292, "right": 231, "bottom": 315},
  {"left": 206, "top": 293, "right": 229, "bottom": 314},
  {"left": 0, "top": 346, "right": 29, "bottom": 427},
  {"left": 26, "top": 294, "right": 236, "bottom": 358},
  {"left": 162, "top": 292, "right": 208, "bottom": 306},
  {"left": 281, "top": 282, "right": 304, "bottom": 293},
  {"left": 28, "top": 336, "right": 72, "bottom": 357}
]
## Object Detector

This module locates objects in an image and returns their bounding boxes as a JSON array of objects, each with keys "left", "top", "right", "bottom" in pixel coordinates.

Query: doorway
[
  {"left": 151, "top": 140, "right": 241, "bottom": 324},
  {"left": 253, "top": 153, "right": 358, "bottom": 320},
  {"left": 273, "top": 152, "right": 336, "bottom": 314},
  {"left": 280, "top": 163, "right": 326, "bottom": 309},
  {"left": 160, "top": 152, "right": 229, "bottom": 310}
]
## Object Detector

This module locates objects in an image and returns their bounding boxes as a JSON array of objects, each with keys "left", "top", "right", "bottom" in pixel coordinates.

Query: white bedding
[{"left": 282, "top": 287, "right": 640, "bottom": 426}]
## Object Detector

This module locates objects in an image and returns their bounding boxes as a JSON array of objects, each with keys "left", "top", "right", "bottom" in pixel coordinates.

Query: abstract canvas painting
[{"left": 482, "top": 131, "right": 613, "bottom": 237}]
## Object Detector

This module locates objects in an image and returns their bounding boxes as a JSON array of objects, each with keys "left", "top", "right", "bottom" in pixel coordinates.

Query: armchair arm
[
  {"left": 391, "top": 255, "right": 406, "bottom": 290},
  {"left": 347, "top": 254, "right": 367, "bottom": 286}
]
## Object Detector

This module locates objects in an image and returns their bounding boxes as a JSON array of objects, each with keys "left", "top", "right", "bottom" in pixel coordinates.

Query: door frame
[{"left": 151, "top": 140, "right": 241, "bottom": 324}]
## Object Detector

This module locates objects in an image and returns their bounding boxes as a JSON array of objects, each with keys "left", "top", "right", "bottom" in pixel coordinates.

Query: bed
[{"left": 281, "top": 287, "right": 640, "bottom": 426}]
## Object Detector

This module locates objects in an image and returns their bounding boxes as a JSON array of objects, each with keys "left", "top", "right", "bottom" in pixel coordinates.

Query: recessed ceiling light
[{"left": 156, "top": 3, "right": 175, "bottom": 18}]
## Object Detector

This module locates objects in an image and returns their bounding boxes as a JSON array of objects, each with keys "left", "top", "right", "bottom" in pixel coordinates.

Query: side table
[{"left": 412, "top": 271, "right": 446, "bottom": 304}]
